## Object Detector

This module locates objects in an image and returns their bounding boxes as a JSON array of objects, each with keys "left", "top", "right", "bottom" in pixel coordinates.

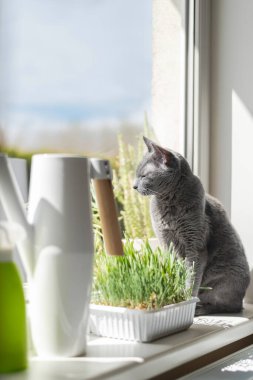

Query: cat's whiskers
[{"left": 150, "top": 189, "right": 161, "bottom": 196}]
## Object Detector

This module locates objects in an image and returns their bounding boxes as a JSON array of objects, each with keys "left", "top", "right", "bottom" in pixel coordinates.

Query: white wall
[{"left": 210, "top": 0, "right": 253, "bottom": 301}]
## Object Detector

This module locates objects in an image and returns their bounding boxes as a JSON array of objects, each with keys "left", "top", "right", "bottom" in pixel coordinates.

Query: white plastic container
[{"left": 89, "top": 297, "right": 198, "bottom": 342}]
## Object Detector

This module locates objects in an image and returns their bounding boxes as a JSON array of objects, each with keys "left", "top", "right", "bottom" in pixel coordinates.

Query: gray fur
[{"left": 133, "top": 137, "right": 250, "bottom": 315}]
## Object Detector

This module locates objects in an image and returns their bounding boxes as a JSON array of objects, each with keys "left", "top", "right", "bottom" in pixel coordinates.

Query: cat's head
[{"left": 133, "top": 136, "right": 191, "bottom": 196}]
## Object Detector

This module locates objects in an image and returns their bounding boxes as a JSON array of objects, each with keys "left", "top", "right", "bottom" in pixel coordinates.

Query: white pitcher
[
  {"left": 0, "top": 153, "right": 123, "bottom": 357},
  {"left": 0, "top": 158, "right": 28, "bottom": 280}
]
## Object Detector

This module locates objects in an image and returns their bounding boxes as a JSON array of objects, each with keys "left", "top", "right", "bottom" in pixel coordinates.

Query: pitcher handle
[{"left": 90, "top": 159, "right": 123, "bottom": 256}]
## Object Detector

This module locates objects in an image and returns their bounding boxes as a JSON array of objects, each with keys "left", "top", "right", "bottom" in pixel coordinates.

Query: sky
[{"left": 0, "top": 0, "right": 152, "bottom": 153}]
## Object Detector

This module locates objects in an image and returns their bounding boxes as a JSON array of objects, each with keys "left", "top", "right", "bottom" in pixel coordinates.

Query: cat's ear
[
  {"left": 153, "top": 145, "right": 174, "bottom": 167},
  {"left": 143, "top": 137, "right": 174, "bottom": 167},
  {"left": 143, "top": 136, "right": 155, "bottom": 152}
]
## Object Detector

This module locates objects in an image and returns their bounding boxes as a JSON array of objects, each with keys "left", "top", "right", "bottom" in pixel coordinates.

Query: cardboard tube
[{"left": 93, "top": 179, "right": 123, "bottom": 256}]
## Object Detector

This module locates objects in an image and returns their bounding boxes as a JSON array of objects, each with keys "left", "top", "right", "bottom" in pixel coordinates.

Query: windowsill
[{"left": 3, "top": 304, "right": 253, "bottom": 380}]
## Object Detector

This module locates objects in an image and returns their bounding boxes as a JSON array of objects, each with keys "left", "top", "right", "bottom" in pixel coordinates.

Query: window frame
[{"left": 184, "top": 0, "right": 210, "bottom": 191}]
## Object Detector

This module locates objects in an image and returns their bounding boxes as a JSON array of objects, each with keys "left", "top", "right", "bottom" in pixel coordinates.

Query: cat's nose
[{"left": 133, "top": 181, "right": 138, "bottom": 190}]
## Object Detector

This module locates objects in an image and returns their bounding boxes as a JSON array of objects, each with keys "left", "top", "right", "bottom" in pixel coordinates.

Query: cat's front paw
[{"left": 195, "top": 302, "right": 212, "bottom": 316}]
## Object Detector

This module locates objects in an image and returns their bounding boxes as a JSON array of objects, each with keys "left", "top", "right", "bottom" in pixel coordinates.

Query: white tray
[{"left": 89, "top": 297, "right": 198, "bottom": 342}]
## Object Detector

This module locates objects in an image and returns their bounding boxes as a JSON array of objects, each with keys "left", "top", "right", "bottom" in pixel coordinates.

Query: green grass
[{"left": 92, "top": 239, "right": 194, "bottom": 310}]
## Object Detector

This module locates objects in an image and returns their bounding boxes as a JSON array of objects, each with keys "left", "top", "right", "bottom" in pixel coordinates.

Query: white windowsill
[{"left": 2, "top": 304, "right": 253, "bottom": 380}]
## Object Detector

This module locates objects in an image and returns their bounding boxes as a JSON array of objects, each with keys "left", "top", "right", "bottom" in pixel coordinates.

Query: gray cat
[{"left": 133, "top": 137, "right": 250, "bottom": 315}]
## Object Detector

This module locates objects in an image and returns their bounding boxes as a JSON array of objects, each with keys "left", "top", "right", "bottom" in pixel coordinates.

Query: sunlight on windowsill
[{"left": 194, "top": 315, "right": 249, "bottom": 329}]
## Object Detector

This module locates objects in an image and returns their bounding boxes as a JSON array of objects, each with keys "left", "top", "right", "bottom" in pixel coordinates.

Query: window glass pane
[{"left": 0, "top": 0, "right": 152, "bottom": 156}]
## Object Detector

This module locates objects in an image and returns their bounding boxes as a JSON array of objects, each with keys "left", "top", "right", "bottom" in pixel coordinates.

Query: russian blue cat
[{"left": 133, "top": 137, "right": 250, "bottom": 315}]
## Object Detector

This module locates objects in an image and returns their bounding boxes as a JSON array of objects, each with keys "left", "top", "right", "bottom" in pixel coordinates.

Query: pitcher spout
[{"left": 0, "top": 154, "right": 34, "bottom": 279}]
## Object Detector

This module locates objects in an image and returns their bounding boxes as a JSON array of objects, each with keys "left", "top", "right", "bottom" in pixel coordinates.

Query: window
[{"left": 0, "top": 0, "right": 152, "bottom": 280}]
